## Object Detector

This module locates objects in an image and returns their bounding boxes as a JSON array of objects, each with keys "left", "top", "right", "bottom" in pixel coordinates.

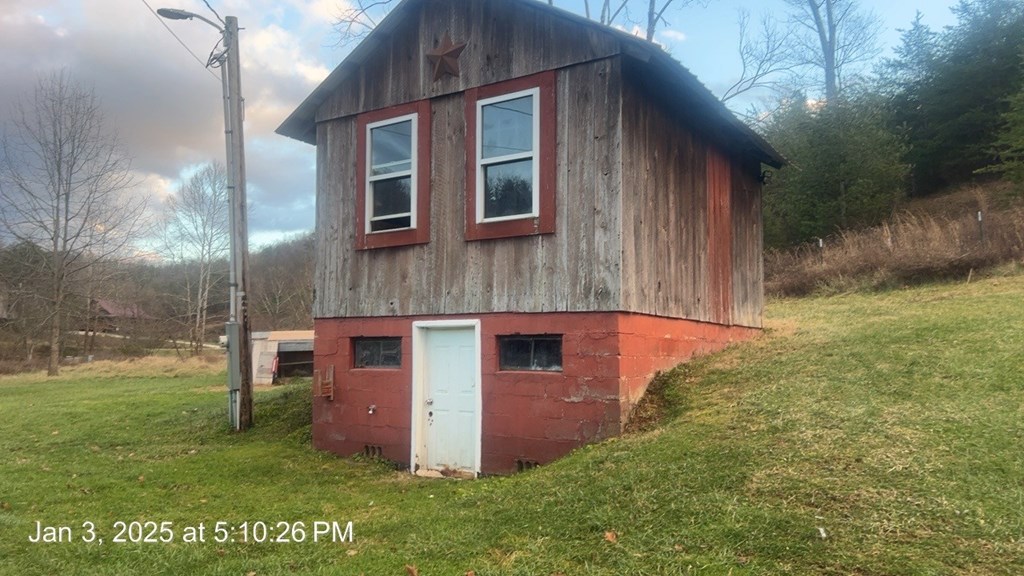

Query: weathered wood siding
[
  {"left": 314, "top": 58, "right": 623, "bottom": 319},
  {"left": 317, "top": 0, "right": 621, "bottom": 124},
  {"left": 619, "top": 72, "right": 764, "bottom": 327},
  {"left": 707, "top": 146, "right": 733, "bottom": 325},
  {"left": 730, "top": 158, "right": 764, "bottom": 327},
  {"left": 620, "top": 78, "right": 708, "bottom": 321}
]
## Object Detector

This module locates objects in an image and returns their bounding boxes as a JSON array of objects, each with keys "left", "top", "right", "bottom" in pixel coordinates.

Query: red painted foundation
[{"left": 312, "top": 312, "right": 757, "bottom": 475}]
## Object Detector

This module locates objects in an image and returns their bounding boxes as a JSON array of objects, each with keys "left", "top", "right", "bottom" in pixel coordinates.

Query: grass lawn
[{"left": 1, "top": 274, "right": 1022, "bottom": 575}]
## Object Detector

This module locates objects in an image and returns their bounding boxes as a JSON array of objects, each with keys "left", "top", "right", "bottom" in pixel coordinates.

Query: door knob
[{"left": 425, "top": 398, "right": 434, "bottom": 405}]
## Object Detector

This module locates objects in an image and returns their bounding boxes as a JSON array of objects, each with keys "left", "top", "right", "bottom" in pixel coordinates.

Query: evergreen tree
[
  {"left": 978, "top": 76, "right": 1024, "bottom": 184},
  {"left": 883, "top": 0, "right": 1024, "bottom": 194},
  {"left": 763, "top": 92, "right": 908, "bottom": 247}
]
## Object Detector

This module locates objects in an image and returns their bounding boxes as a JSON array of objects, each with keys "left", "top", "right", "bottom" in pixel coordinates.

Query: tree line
[
  {"left": 0, "top": 72, "right": 312, "bottom": 375},
  {"left": 754, "top": 0, "right": 1024, "bottom": 247}
]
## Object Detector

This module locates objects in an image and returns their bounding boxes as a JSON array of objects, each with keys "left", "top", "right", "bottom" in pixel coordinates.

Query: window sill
[
  {"left": 465, "top": 216, "right": 553, "bottom": 241},
  {"left": 356, "top": 228, "right": 429, "bottom": 250}
]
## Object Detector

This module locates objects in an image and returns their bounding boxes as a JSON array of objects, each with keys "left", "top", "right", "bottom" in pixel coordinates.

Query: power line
[
  {"left": 202, "top": 0, "right": 226, "bottom": 26},
  {"left": 139, "top": 0, "right": 220, "bottom": 81}
]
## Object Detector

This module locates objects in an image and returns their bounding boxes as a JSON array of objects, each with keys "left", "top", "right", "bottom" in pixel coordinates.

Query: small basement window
[
  {"left": 498, "top": 335, "right": 562, "bottom": 372},
  {"left": 353, "top": 337, "right": 402, "bottom": 368}
]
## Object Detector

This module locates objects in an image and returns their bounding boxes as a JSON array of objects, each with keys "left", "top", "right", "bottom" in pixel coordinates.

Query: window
[
  {"left": 353, "top": 337, "right": 402, "bottom": 368},
  {"left": 477, "top": 90, "right": 539, "bottom": 221},
  {"left": 367, "top": 115, "right": 415, "bottom": 232},
  {"left": 465, "top": 71, "right": 556, "bottom": 241},
  {"left": 498, "top": 335, "right": 562, "bottom": 372},
  {"left": 355, "top": 100, "right": 431, "bottom": 250}
]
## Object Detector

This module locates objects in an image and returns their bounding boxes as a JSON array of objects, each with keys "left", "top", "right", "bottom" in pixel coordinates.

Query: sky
[{"left": 0, "top": 0, "right": 963, "bottom": 250}]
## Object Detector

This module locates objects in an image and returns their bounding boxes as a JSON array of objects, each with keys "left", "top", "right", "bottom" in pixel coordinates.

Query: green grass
[{"left": 2, "top": 275, "right": 1023, "bottom": 575}]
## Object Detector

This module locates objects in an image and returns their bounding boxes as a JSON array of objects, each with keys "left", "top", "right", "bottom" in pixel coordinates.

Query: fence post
[{"left": 977, "top": 210, "right": 984, "bottom": 246}]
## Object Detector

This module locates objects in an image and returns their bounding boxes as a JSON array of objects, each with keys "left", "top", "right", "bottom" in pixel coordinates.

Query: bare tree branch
[
  {"left": 779, "top": 0, "right": 881, "bottom": 101},
  {"left": 722, "top": 9, "right": 804, "bottom": 103}
]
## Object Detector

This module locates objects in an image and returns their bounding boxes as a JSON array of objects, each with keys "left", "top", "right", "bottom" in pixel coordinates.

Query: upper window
[
  {"left": 465, "top": 71, "right": 556, "bottom": 241},
  {"left": 355, "top": 100, "right": 431, "bottom": 250},
  {"left": 367, "top": 115, "right": 416, "bottom": 233},
  {"left": 477, "top": 89, "right": 540, "bottom": 222}
]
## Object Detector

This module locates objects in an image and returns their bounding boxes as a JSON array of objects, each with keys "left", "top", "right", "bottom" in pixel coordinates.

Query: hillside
[
  {"left": 1, "top": 274, "right": 1022, "bottom": 574},
  {"left": 766, "top": 181, "right": 1024, "bottom": 296}
]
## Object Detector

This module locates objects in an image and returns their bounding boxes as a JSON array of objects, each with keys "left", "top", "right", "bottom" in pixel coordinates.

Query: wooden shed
[
  {"left": 251, "top": 330, "right": 315, "bottom": 384},
  {"left": 278, "top": 0, "right": 783, "bottom": 476}
]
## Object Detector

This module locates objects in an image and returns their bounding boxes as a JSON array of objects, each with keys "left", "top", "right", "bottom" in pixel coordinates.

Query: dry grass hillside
[{"left": 766, "top": 181, "right": 1024, "bottom": 296}]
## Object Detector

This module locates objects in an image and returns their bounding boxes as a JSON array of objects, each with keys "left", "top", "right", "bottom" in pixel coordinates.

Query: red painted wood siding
[{"left": 706, "top": 146, "right": 733, "bottom": 325}]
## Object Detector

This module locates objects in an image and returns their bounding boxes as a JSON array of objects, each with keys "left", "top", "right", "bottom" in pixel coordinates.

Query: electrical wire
[
  {"left": 139, "top": 0, "right": 220, "bottom": 81},
  {"left": 206, "top": 38, "right": 227, "bottom": 69},
  {"left": 202, "top": 0, "right": 226, "bottom": 26}
]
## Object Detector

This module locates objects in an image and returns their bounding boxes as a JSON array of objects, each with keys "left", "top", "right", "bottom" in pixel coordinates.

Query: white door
[{"left": 412, "top": 321, "right": 481, "bottom": 476}]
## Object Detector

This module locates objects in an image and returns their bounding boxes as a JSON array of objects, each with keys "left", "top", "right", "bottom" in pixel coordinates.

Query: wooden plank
[
  {"left": 706, "top": 146, "right": 733, "bottom": 325},
  {"left": 730, "top": 158, "right": 764, "bottom": 327}
]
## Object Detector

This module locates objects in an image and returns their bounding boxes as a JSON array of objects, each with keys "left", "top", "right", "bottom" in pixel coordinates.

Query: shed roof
[
  {"left": 276, "top": 0, "right": 784, "bottom": 168},
  {"left": 94, "top": 299, "right": 152, "bottom": 320}
]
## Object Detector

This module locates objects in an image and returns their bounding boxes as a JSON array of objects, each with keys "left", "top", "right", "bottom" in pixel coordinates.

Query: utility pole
[
  {"left": 158, "top": 8, "right": 252, "bottom": 430},
  {"left": 222, "top": 15, "right": 254, "bottom": 430}
]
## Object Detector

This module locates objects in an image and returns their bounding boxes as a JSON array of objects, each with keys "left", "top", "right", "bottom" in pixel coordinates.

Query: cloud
[
  {"left": 660, "top": 29, "right": 687, "bottom": 43},
  {"left": 0, "top": 0, "right": 340, "bottom": 249}
]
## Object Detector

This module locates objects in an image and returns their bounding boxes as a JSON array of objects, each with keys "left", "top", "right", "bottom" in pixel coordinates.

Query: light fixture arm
[{"left": 156, "top": 8, "right": 223, "bottom": 32}]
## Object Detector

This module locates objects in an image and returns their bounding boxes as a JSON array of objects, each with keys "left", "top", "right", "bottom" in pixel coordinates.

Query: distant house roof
[
  {"left": 276, "top": 0, "right": 784, "bottom": 168},
  {"left": 94, "top": 299, "right": 152, "bottom": 320}
]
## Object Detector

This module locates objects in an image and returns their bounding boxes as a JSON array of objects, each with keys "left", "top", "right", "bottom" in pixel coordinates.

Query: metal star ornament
[{"left": 426, "top": 32, "right": 467, "bottom": 82}]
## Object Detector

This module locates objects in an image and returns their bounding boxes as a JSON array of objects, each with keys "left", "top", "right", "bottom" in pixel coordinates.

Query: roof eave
[{"left": 275, "top": 0, "right": 418, "bottom": 145}]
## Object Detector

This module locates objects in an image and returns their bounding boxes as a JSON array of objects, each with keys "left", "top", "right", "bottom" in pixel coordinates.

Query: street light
[
  {"left": 155, "top": 7, "right": 220, "bottom": 28},
  {"left": 159, "top": 7, "right": 253, "bottom": 431}
]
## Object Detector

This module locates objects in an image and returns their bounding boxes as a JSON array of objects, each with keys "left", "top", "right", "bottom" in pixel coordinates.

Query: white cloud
[
  {"left": 290, "top": 0, "right": 348, "bottom": 26},
  {"left": 243, "top": 24, "right": 330, "bottom": 86},
  {"left": 660, "top": 29, "right": 687, "bottom": 43}
]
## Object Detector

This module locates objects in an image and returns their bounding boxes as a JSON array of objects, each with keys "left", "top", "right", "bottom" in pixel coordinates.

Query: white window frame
[
  {"left": 366, "top": 113, "right": 418, "bottom": 234},
  {"left": 475, "top": 87, "right": 541, "bottom": 224}
]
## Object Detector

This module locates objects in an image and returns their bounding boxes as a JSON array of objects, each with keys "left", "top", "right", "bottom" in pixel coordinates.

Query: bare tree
[
  {"left": 781, "top": 0, "right": 881, "bottom": 102},
  {"left": 0, "top": 71, "right": 147, "bottom": 376},
  {"left": 334, "top": 0, "right": 707, "bottom": 45},
  {"left": 720, "top": 0, "right": 879, "bottom": 106},
  {"left": 0, "top": 240, "right": 51, "bottom": 363},
  {"left": 721, "top": 9, "right": 800, "bottom": 103},
  {"left": 249, "top": 232, "right": 315, "bottom": 331},
  {"left": 161, "top": 162, "right": 229, "bottom": 356}
]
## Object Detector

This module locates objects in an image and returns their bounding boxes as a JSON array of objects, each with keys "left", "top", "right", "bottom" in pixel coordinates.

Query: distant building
[
  {"left": 89, "top": 299, "right": 152, "bottom": 333},
  {"left": 251, "top": 331, "right": 315, "bottom": 385}
]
